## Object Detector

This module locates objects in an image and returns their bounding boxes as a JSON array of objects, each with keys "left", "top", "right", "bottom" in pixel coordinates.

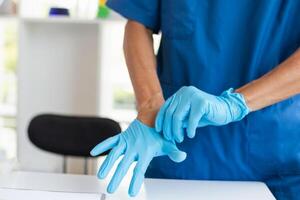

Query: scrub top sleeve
[{"left": 106, "top": 0, "right": 160, "bottom": 34}]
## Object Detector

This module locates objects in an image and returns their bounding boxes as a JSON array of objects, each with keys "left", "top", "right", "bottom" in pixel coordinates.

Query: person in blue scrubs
[{"left": 90, "top": 1, "right": 300, "bottom": 199}]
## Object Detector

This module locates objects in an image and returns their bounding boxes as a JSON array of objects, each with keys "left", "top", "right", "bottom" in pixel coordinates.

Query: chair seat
[{"left": 28, "top": 114, "right": 121, "bottom": 157}]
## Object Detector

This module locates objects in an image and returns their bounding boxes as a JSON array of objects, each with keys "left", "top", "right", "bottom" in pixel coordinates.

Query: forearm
[
  {"left": 123, "top": 20, "right": 164, "bottom": 126},
  {"left": 237, "top": 48, "right": 300, "bottom": 111}
]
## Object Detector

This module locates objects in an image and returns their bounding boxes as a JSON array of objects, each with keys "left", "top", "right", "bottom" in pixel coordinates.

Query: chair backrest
[{"left": 28, "top": 114, "right": 121, "bottom": 157}]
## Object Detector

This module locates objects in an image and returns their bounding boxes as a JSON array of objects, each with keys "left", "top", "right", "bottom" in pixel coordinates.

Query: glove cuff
[{"left": 221, "top": 88, "right": 251, "bottom": 122}]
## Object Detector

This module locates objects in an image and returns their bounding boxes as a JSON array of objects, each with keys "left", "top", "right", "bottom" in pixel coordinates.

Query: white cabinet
[
  {"left": 17, "top": 15, "right": 161, "bottom": 173},
  {"left": 17, "top": 17, "right": 127, "bottom": 173}
]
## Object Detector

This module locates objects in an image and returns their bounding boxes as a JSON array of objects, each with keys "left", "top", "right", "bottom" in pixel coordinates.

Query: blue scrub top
[{"left": 106, "top": 0, "right": 300, "bottom": 199}]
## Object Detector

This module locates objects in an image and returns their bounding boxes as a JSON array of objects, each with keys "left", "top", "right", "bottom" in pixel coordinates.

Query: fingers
[
  {"left": 90, "top": 135, "right": 119, "bottom": 156},
  {"left": 155, "top": 97, "right": 173, "bottom": 133},
  {"left": 128, "top": 156, "right": 152, "bottom": 197},
  {"left": 107, "top": 152, "right": 135, "bottom": 194},
  {"left": 97, "top": 142, "right": 125, "bottom": 179},
  {"left": 187, "top": 103, "right": 205, "bottom": 139},
  {"left": 172, "top": 98, "right": 190, "bottom": 143},
  {"left": 164, "top": 142, "right": 187, "bottom": 163},
  {"left": 163, "top": 96, "right": 178, "bottom": 141},
  {"left": 173, "top": 124, "right": 184, "bottom": 143}
]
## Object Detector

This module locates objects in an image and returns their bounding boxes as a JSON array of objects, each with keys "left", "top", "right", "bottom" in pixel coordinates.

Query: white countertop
[{"left": 0, "top": 171, "right": 276, "bottom": 200}]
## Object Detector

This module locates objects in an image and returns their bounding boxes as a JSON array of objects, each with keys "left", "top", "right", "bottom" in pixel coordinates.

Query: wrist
[
  {"left": 221, "top": 88, "right": 251, "bottom": 121},
  {"left": 137, "top": 92, "right": 164, "bottom": 127}
]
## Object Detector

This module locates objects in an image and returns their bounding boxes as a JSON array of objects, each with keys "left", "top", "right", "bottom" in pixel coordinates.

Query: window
[{"left": 0, "top": 19, "right": 17, "bottom": 160}]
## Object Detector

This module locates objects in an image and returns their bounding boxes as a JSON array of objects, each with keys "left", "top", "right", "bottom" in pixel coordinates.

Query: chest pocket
[{"left": 161, "top": 0, "right": 198, "bottom": 40}]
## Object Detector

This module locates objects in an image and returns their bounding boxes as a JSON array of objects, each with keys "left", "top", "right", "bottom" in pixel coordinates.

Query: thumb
[{"left": 164, "top": 143, "right": 187, "bottom": 163}]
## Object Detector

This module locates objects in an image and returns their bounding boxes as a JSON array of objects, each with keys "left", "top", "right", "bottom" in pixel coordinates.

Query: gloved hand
[
  {"left": 155, "top": 86, "right": 250, "bottom": 143},
  {"left": 90, "top": 119, "right": 186, "bottom": 197}
]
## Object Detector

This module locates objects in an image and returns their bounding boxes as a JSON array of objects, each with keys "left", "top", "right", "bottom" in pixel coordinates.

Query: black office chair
[{"left": 28, "top": 114, "right": 121, "bottom": 174}]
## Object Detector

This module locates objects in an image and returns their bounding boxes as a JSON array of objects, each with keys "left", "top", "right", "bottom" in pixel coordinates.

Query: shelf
[
  {"left": 0, "top": 11, "right": 126, "bottom": 25},
  {"left": 0, "top": 15, "right": 18, "bottom": 21},
  {"left": 21, "top": 17, "right": 100, "bottom": 25},
  {"left": 20, "top": 14, "right": 125, "bottom": 25}
]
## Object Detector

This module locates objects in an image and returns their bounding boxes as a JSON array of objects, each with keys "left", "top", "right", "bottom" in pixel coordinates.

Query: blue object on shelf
[{"left": 49, "top": 7, "right": 70, "bottom": 17}]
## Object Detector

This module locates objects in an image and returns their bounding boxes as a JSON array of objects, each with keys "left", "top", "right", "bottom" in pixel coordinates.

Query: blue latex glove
[
  {"left": 155, "top": 86, "right": 250, "bottom": 143},
  {"left": 90, "top": 119, "right": 186, "bottom": 197}
]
